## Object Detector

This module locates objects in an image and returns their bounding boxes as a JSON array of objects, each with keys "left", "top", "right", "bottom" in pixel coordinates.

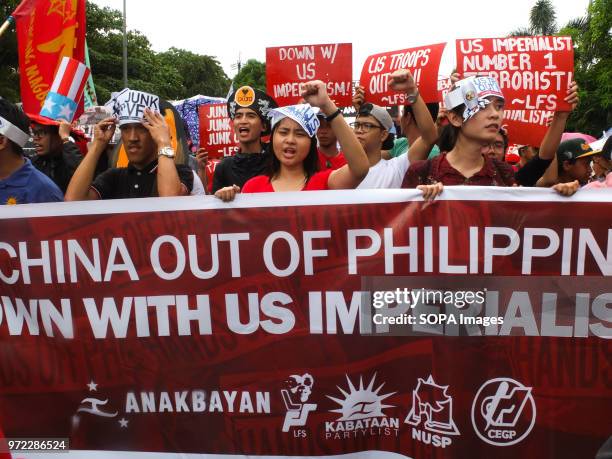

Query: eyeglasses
[
  {"left": 350, "top": 122, "right": 383, "bottom": 133},
  {"left": 31, "top": 128, "right": 51, "bottom": 137}
]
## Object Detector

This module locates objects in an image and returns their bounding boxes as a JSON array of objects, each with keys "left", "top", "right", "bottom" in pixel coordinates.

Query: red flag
[{"left": 13, "top": 0, "right": 86, "bottom": 117}]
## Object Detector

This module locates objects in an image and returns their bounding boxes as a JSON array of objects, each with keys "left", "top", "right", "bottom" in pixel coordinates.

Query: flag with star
[
  {"left": 40, "top": 56, "right": 90, "bottom": 122},
  {"left": 12, "top": 0, "right": 87, "bottom": 117}
]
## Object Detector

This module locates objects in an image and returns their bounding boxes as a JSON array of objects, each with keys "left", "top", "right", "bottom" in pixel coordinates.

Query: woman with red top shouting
[{"left": 215, "top": 80, "right": 369, "bottom": 200}]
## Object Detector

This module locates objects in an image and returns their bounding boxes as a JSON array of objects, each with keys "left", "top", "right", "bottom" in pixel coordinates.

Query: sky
[{"left": 90, "top": 0, "right": 589, "bottom": 82}]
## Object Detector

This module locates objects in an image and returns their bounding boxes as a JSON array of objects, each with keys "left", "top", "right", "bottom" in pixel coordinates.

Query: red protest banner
[
  {"left": 198, "top": 103, "right": 239, "bottom": 160},
  {"left": 13, "top": 0, "right": 87, "bottom": 116},
  {"left": 456, "top": 36, "right": 574, "bottom": 111},
  {"left": 266, "top": 43, "right": 353, "bottom": 106},
  {"left": 359, "top": 43, "right": 446, "bottom": 106},
  {"left": 503, "top": 109, "right": 554, "bottom": 146},
  {"left": 1, "top": 189, "right": 611, "bottom": 458}
]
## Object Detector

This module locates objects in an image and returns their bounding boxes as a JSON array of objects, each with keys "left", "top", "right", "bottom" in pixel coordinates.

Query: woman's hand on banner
[
  {"left": 215, "top": 184, "right": 240, "bottom": 202},
  {"left": 417, "top": 182, "right": 444, "bottom": 201}
]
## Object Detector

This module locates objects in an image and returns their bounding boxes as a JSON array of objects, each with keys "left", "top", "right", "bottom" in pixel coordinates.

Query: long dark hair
[
  {"left": 266, "top": 121, "right": 319, "bottom": 180},
  {"left": 438, "top": 105, "right": 465, "bottom": 152}
]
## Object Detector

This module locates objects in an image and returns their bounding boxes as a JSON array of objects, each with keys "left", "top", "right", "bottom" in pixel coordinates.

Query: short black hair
[
  {"left": 267, "top": 123, "right": 319, "bottom": 180},
  {"left": 403, "top": 103, "right": 440, "bottom": 128},
  {"left": 0, "top": 98, "right": 30, "bottom": 155}
]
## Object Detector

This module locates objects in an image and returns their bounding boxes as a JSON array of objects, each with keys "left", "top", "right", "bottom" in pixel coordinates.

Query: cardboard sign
[
  {"left": 456, "top": 36, "right": 574, "bottom": 111},
  {"left": 106, "top": 88, "right": 160, "bottom": 126},
  {"left": 503, "top": 109, "right": 554, "bottom": 146},
  {"left": 198, "top": 103, "right": 239, "bottom": 160},
  {"left": 360, "top": 43, "right": 446, "bottom": 106},
  {"left": 266, "top": 43, "right": 353, "bottom": 106}
]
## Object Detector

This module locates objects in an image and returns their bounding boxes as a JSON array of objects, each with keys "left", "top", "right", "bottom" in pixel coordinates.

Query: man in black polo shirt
[{"left": 65, "top": 89, "right": 192, "bottom": 200}]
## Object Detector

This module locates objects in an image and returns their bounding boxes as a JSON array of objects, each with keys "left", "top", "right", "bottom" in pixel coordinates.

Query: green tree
[
  {"left": 560, "top": 0, "right": 611, "bottom": 134},
  {"left": 0, "top": 0, "right": 21, "bottom": 102},
  {"left": 157, "top": 48, "right": 230, "bottom": 98},
  {"left": 510, "top": 0, "right": 557, "bottom": 36},
  {"left": 0, "top": 1, "right": 230, "bottom": 104},
  {"left": 509, "top": 0, "right": 611, "bottom": 136},
  {"left": 232, "top": 59, "right": 266, "bottom": 92}
]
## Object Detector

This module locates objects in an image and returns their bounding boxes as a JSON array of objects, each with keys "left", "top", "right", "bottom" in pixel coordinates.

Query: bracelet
[{"left": 325, "top": 109, "right": 342, "bottom": 122}]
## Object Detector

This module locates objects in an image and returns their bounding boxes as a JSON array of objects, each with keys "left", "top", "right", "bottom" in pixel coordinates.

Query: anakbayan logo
[{"left": 324, "top": 373, "right": 399, "bottom": 439}]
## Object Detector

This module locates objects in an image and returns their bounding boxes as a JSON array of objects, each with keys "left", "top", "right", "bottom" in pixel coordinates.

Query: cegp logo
[
  {"left": 471, "top": 377, "right": 536, "bottom": 446},
  {"left": 281, "top": 373, "right": 317, "bottom": 434},
  {"left": 235, "top": 86, "right": 255, "bottom": 107},
  {"left": 405, "top": 375, "right": 459, "bottom": 449}
]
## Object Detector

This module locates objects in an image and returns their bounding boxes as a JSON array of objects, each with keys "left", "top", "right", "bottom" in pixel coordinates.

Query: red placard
[
  {"left": 198, "top": 103, "right": 239, "bottom": 160},
  {"left": 437, "top": 76, "right": 452, "bottom": 103},
  {"left": 359, "top": 43, "right": 446, "bottom": 106},
  {"left": 266, "top": 43, "right": 353, "bottom": 106},
  {"left": 456, "top": 36, "right": 574, "bottom": 111},
  {"left": 503, "top": 109, "right": 554, "bottom": 146}
]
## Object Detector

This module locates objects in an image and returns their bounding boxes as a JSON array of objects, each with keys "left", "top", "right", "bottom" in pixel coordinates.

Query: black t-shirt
[
  {"left": 32, "top": 141, "right": 83, "bottom": 193},
  {"left": 212, "top": 146, "right": 269, "bottom": 192},
  {"left": 515, "top": 155, "right": 553, "bottom": 187},
  {"left": 91, "top": 160, "right": 193, "bottom": 199}
]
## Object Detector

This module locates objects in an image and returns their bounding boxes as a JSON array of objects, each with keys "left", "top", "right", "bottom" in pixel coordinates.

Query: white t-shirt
[
  {"left": 357, "top": 155, "right": 410, "bottom": 189},
  {"left": 191, "top": 170, "right": 206, "bottom": 195}
]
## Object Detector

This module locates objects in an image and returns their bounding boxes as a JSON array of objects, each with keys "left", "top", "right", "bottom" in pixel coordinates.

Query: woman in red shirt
[{"left": 215, "top": 80, "right": 368, "bottom": 200}]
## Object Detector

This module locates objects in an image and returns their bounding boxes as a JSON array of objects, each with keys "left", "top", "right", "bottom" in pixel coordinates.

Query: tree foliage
[
  {"left": 509, "top": 0, "right": 611, "bottom": 136},
  {"left": 232, "top": 59, "right": 266, "bottom": 92},
  {"left": 0, "top": 1, "right": 230, "bottom": 104},
  {"left": 0, "top": 0, "right": 21, "bottom": 102}
]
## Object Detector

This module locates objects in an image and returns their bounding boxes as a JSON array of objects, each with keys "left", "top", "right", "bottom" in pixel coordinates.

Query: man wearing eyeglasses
[
  {"left": 29, "top": 115, "right": 83, "bottom": 193},
  {"left": 351, "top": 69, "right": 438, "bottom": 189}
]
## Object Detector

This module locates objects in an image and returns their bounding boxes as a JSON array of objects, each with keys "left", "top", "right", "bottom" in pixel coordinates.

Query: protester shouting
[
  {"left": 211, "top": 86, "right": 278, "bottom": 192},
  {"left": 214, "top": 80, "right": 368, "bottom": 201}
]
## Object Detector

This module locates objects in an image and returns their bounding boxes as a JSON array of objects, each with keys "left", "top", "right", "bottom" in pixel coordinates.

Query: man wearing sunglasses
[{"left": 352, "top": 69, "right": 437, "bottom": 189}]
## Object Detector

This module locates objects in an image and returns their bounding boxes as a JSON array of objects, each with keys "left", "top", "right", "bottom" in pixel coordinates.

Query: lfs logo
[{"left": 471, "top": 377, "right": 536, "bottom": 446}]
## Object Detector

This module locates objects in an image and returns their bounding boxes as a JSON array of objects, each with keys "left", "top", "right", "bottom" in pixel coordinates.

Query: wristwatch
[
  {"left": 158, "top": 146, "right": 175, "bottom": 158},
  {"left": 406, "top": 89, "right": 420, "bottom": 104}
]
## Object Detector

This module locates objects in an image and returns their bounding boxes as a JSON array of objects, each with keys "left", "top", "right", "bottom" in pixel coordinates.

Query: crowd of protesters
[{"left": 1, "top": 70, "right": 610, "bottom": 206}]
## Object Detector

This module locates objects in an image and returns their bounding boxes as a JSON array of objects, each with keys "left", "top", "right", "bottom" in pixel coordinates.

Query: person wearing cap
[
  {"left": 65, "top": 89, "right": 193, "bottom": 200},
  {"left": 351, "top": 69, "right": 438, "bottom": 189},
  {"left": 214, "top": 80, "right": 368, "bottom": 200},
  {"left": 0, "top": 98, "right": 63, "bottom": 204},
  {"left": 555, "top": 138, "right": 600, "bottom": 186},
  {"left": 590, "top": 137, "right": 612, "bottom": 183},
  {"left": 316, "top": 112, "right": 347, "bottom": 171},
  {"left": 28, "top": 114, "right": 83, "bottom": 193},
  {"left": 211, "top": 86, "right": 278, "bottom": 192}
]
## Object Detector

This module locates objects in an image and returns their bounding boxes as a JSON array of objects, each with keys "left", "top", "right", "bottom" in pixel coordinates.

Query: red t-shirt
[
  {"left": 242, "top": 169, "right": 333, "bottom": 193},
  {"left": 318, "top": 150, "right": 347, "bottom": 171}
]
